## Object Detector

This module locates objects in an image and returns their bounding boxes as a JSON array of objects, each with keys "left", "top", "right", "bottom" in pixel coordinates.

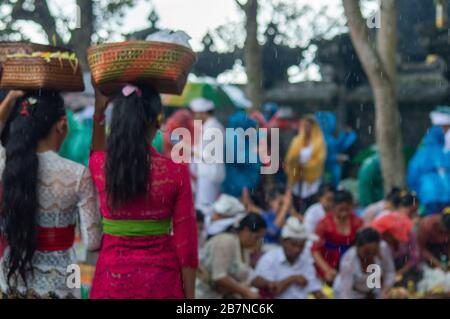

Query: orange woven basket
[
  {"left": 88, "top": 41, "right": 196, "bottom": 95},
  {"left": 0, "top": 52, "right": 85, "bottom": 92}
]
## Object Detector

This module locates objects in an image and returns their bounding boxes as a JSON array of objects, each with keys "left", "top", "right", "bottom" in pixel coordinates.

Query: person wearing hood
[
  {"left": 285, "top": 115, "right": 327, "bottom": 213},
  {"left": 206, "top": 194, "right": 246, "bottom": 238},
  {"left": 315, "top": 111, "right": 357, "bottom": 187},
  {"left": 189, "top": 98, "right": 225, "bottom": 218},
  {"left": 222, "top": 110, "right": 262, "bottom": 198},
  {"left": 251, "top": 217, "right": 324, "bottom": 299},
  {"left": 407, "top": 107, "right": 450, "bottom": 215}
]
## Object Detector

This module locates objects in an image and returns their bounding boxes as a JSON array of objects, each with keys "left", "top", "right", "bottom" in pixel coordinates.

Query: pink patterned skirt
[{"left": 90, "top": 234, "right": 184, "bottom": 299}]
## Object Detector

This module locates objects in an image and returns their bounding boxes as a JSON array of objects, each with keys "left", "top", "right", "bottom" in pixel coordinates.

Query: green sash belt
[{"left": 102, "top": 218, "right": 172, "bottom": 236}]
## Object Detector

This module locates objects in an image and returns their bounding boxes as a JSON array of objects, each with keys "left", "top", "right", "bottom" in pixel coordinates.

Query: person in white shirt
[
  {"left": 333, "top": 228, "right": 396, "bottom": 299},
  {"left": 303, "top": 184, "right": 335, "bottom": 234},
  {"left": 251, "top": 217, "right": 325, "bottom": 299},
  {"left": 189, "top": 98, "right": 225, "bottom": 218}
]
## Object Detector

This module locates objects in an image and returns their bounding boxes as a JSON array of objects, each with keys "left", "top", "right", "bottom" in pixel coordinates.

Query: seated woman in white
[{"left": 333, "top": 228, "right": 396, "bottom": 299}]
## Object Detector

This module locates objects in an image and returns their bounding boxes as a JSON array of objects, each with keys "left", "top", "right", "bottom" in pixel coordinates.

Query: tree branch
[
  {"left": 11, "top": 0, "right": 64, "bottom": 45},
  {"left": 234, "top": 0, "right": 247, "bottom": 10}
]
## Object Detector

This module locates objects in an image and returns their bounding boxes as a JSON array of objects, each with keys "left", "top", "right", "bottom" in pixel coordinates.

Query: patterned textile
[
  {"left": 88, "top": 148, "right": 198, "bottom": 299},
  {"left": 312, "top": 212, "right": 363, "bottom": 278},
  {"left": 0, "top": 121, "right": 102, "bottom": 298}
]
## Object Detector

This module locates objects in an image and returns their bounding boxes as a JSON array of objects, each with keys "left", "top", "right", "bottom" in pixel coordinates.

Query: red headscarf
[{"left": 370, "top": 212, "right": 413, "bottom": 242}]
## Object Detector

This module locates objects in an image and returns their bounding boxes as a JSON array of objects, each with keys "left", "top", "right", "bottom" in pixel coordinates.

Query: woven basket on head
[
  {"left": 0, "top": 42, "right": 65, "bottom": 65},
  {"left": 88, "top": 41, "right": 196, "bottom": 95},
  {"left": 0, "top": 52, "right": 85, "bottom": 92}
]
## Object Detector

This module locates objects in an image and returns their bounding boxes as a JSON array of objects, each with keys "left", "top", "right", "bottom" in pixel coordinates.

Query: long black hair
[
  {"left": 106, "top": 85, "right": 162, "bottom": 210},
  {"left": 0, "top": 91, "right": 65, "bottom": 286}
]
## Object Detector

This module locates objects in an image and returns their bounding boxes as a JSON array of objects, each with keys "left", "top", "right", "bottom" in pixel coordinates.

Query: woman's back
[
  {"left": 0, "top": 147, "right": 101, "bottom": 298},
  {"left": 89, "top": 148, "right": 198, "bottom": 299}
]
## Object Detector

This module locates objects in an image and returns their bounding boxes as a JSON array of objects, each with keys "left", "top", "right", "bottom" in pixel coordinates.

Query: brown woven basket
[
  {"left": 0, "top": 54, "right": 85, "bottom": 92},
  {"left": 0, "top": 42, "right": 65, "bottom": 65},
  {"left": 88, "top": 41, "right": 196, "bottom": 95}
]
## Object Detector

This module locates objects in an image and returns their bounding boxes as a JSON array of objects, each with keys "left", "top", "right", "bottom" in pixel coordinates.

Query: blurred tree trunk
[
  {"left": 236, "top": 0, "right": 263, "bottom": 108},
  {"left": 343, "top": 0, "right": 405, "bottom": 192}
]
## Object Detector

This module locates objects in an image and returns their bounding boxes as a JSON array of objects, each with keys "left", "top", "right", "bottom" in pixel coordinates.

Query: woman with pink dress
[{"left": 89, "top": 84, "right": 198, "bottom": 299}]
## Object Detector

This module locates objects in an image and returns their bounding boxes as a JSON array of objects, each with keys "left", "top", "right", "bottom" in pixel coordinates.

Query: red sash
[{"left": 37, "top": 225, "right": 76, "bottom": 252}]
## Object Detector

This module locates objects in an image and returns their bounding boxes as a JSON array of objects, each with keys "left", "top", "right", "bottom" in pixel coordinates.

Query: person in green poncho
[{"left": 60, "top": 108, "right": 164, "bottom": 167}]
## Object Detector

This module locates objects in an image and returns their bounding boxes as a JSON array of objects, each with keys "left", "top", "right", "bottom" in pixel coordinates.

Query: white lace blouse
[{"left": 0, "top": 123, "right": 102, "bottom": 298}]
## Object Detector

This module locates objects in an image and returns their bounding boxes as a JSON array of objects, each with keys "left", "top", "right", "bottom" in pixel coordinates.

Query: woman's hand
[
  {"left": 242, "top": 288, "right": 260, "bottom": 299},
  {"left": 381, "top": 287, "right": 391, "bottom": 299},
  {"left": 267, "top": 281, "right": 283, "bottom": 296},
  {"left": 292, "top": 275, "right": 308, "bottom": 287},
  {"left": 8, "top": 90, "right": 26, "bottom": 100},
  {"left": 0, "top": 90, "right": 26, "bottom": 123},
  {"left": 324, "top": 268, "right": 337, "bottom": 282}
]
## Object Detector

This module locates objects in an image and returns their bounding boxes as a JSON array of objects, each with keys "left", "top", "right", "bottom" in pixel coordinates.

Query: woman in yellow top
[{"left": 285, "top": 115, "right": 327, "bottom": 214}]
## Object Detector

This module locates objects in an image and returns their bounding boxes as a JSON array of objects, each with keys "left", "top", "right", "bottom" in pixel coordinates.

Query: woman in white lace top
[{"left": 0, "top": 90, "right": 102, "bottom": 299}]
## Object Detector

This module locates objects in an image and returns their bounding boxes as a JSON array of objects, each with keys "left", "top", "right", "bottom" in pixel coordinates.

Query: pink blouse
[{"left": 88, "top": 148, "right": 198, "bottom": 299}]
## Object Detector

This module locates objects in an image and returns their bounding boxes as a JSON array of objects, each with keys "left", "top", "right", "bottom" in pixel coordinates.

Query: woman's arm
[
  {"left": 281, "top": 188, "right": 294, "bottom": 214},
  {"left": 173, "top": 165, "right": 199, "bottom": 298},
  {"left": 0, "top": 90, "right": 24, "bottom": 124},
  {"left": 91, "top": 86, "right": 111, "bottom": 151},
  {"left": 273, "top": 191, "right": 291, "bottom": 228},
  {"left": 312, "top": 220, "right": 336, "bottom": 281},
  {"left": 397, "top": 235, "right": 420, "bottom": 277},
  {"left": 77, "top": 168, "right": 102, "bottom": 251},
  {"left": 312, "top": 251, "right": 336, "bottom": 281},
  {"left": 182, "top": 268, "right": 197, "bottom": 299},
  {"left": 417, "top": 221, "right": 443, "bottom": 269}
]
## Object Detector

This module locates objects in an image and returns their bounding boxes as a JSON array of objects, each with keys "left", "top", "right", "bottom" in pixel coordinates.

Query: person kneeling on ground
[{"left": 333, "top": 228, "right": 396, "bottom": 299}]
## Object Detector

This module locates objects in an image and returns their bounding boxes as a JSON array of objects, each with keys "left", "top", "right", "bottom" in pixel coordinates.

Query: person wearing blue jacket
[
  {"left": 222, "top": 110, "right": 262, "bottom": 198},
  {"left": 407, "top": 122, "right": 450, "bottom": 215},
  {"left": 315, "top": 111, "right": 357, "bottom": 187}
]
